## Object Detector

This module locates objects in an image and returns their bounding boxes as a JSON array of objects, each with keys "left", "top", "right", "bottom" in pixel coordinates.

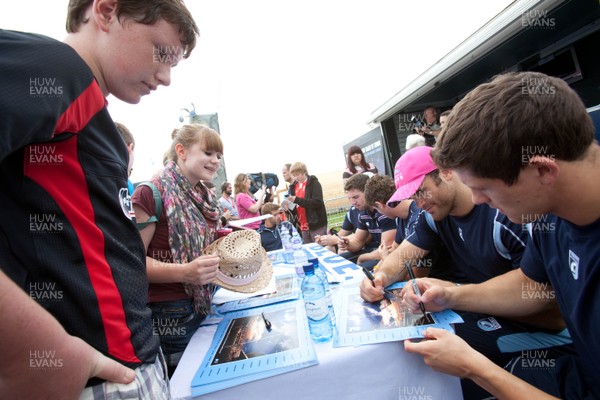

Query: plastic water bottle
[
  {"left": 308, "top": 257, "right": 327, "bottom": 284},
  {"left": 291, "top": 229, "right": 302, "bottom": 246},
  {"left": 301, "top": 264, "right": 333, "bottom": 342},
  {"left": 280, "top": 229, "right": 294, "bottom": 264},
  {"left": 292, "top": 231, "right": 307, "bottom": 278},
  {"left": 309, "top": 258, "right": 335, "bottom": 326}
]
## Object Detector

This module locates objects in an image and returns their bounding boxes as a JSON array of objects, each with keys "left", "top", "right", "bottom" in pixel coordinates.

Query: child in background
[{"left": 258, "top": 203, "right": 285, "bottom": 252}]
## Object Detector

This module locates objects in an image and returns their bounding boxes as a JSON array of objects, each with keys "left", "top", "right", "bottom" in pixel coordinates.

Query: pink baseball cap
[{"left": 387, "top": 146, "right": 437, "bottom": 205}]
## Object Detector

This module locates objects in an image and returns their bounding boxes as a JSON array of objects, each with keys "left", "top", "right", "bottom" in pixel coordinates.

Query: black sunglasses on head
[{"left": 387, "top": 200, "right": 401, "bottom": 208}]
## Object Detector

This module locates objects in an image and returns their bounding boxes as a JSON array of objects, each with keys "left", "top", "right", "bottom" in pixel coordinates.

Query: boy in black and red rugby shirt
[{"left": 0, "top": 0, "right": 198, "bottom": 398}]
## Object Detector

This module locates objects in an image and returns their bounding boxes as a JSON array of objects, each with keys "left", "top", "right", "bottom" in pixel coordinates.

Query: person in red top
[{"left": 286, "top": 162, "right": 328, "bottom": 243}]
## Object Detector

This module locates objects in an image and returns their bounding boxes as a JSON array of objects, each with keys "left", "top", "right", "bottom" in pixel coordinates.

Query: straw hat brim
[{"left": 204, "top": 230, "right": 273, "bottom": 293}]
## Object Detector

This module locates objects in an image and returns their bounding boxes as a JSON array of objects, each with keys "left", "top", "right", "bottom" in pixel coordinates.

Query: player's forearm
[
  {"left": 448, "top": 269, "right": 550, "bottom": 317},
  {"left": 357, "top": 250, "right": 379, "bottom": 264},
  {"left": 469, "top": 359, "right": 559, "bottom": 400},
  {"left": 509, "top": 303, "right": 566, "bottom": 330},
  {"left": 377, "top": 249, "right": 408, "bottom": 286},
  {"left": 377, "top": 241, "right": 429, "bottom": 285},
  {"left": 345, "top": 238, "right": 366, "bottom": 253}
]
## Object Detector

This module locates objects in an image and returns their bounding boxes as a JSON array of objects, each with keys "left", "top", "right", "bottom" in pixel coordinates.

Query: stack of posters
[
  {"left": 216, "top": 274, "right": 300, "bottom": 313},
  {"left": 191, "top": 301, "right": 318, "bottom": 396}
]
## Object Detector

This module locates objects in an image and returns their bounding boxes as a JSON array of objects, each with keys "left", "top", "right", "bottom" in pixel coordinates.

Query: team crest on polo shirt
[
  {"left": 477, "top": 317, "right": 502, "bottom": 331},
  {"left": 568, "top": 250, "right": 579, "bottom": 280},
  {"left": 119, "top": 187, "right": 135, "bottom": 220}
]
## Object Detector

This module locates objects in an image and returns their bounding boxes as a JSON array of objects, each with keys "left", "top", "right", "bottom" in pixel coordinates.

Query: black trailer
[{"left": 367, "top": 0, "right": 600, "bottom": 172}]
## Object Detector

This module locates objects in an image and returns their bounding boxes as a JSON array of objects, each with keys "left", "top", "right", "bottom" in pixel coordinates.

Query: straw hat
[{"left": 203, "top": 229, "right": 273, "bottom": 293}]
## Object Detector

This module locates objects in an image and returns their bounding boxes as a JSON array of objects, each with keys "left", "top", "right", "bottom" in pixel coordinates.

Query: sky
[{"left": 1, "top": 0, "right": 514, "bottom": 183}]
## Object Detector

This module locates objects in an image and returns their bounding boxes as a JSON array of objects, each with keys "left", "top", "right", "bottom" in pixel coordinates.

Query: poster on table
[
  {"left": 191, "top": 301, "right": 317, "bottom": 396},
  {"left": 332, "top": 282, "right": 464, "bottom": 348},
  {"left": 216, "top": 274, "right": 300, "bottom": 313}
]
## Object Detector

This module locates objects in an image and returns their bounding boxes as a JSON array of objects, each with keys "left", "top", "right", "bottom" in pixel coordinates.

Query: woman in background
[
  {"left": 342, "top": 145, "right": 378, "bottom": 180},
  {"left": 234, "top": 173, "right": 265, "bottom": 229}
]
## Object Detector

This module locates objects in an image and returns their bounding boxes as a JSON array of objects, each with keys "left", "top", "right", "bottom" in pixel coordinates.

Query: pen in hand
[
  {"left": 261, "top": 312, "right": 272, "bottom": 331},
  {"left": 404, "top": 262, "right": 427, "bottom": 318},
  {"left": 333, "top": 232, "right": 349, "bottom": 246},
  {"left": 361, "top": 266, "right": 394, "bottom": 303}
]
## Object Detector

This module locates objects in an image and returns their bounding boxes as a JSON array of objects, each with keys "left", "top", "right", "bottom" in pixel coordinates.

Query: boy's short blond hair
[{"left": 289, "top": 162, "right": 307, "bottom": 175}]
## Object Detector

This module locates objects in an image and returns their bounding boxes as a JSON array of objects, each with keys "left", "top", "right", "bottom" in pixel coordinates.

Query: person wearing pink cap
[
  {"left": 363, "top": 174, "right": 458, "bottom": 283},
  {"left": 401, "top": 72, "right": 600, "bottom": 399},
  {"left": 359, "top": 145, "right": 570, "bottom": 398}
]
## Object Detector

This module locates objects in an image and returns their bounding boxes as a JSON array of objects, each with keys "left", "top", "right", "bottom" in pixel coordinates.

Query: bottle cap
[
  {"left": 302, "top": 264, "right": 314, "bottom": 274},
  {"left": 308, "top": 258, "right": 318, "bottom": 267}
]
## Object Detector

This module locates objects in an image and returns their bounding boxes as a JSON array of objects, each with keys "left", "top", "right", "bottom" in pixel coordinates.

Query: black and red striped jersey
[{"left": 0, "top": 30, "right": 159, "bottom": 372}]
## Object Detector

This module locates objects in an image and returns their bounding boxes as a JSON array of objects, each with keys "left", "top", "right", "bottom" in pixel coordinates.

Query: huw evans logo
[
  {"left": 521, "top": 10, "right": 555, "bottom": 29},
  {"left": 521, "top": 349, "right": 556, "bottom": 369},
  {"left": 30, "top": 214, "right": 63, "bottom": 233},
  {"left": 521, "top": 145, "right": 556, "bottom": 164},
  {"left": 153, "top": 45, "right": 181, "bottom": 64},
  {"left": 29, "top": 145, "right": 63, "bottom": 166},
  {"left": 521, "top": 281, "right": 555, "bottom": 301},
  {"left": 520, "top": 213, "right": 555, "bottom": 233},
  {"left": 30, "top": 350, "right": 63, "bottom": 369},
  {"left": 398, "top": 386, "right": 432, "bottom": 400},
  {"left": 29, "top": 77, "right": 63, "bottom": 97},
  {"left": 521, "top": 77, "right": 556, "bottom": 96},
  {"left": 30, "top": 282, "right": 63, "bottom": 301},
  {"left": 150, "top": 249, "right": 173, "bottom": 260},
  {"left": 153, "top": 319, "right": 186, "bottom": 337}
]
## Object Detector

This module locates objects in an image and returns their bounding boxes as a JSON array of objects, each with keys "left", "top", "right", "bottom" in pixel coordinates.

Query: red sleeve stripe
[
  {"left": 53, "top": 81, "right": 106, "bottom": 136},
  {"left": 25, "top": 82, "right": 140, "bottom": 362}
]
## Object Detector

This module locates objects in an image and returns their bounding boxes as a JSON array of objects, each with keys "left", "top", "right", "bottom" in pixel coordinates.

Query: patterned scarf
[{"left": 158, "top": 161, "right": 222, "bottom": 315}]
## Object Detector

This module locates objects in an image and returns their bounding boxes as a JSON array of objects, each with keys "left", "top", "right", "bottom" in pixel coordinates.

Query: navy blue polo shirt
[
  {"left": 357, "top": 209, "right": 396, "bottom": 246},
  {"left": 395, "top": 201, "right": 423, "bottom": 244},
  {"left": 521, "top": 214, "right": 600, "bottom": 398},
  {"left": 408, "top": 204, "right": 527, "bottom": 283},
  {"left": 341, "top": 206, "right": 361, "bottom": 232}
]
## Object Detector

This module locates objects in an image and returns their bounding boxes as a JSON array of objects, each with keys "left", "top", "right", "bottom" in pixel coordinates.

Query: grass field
[{"left": 325, "top": 196, "right": 347, "bottom": 232}]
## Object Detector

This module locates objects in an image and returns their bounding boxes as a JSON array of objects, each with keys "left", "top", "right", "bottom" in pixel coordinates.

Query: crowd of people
[
  {"left": 1, "top": 0, "right": 597, "bottom": 399},
  {"left": 359, "top": 73, "right": 599, "bottom": 399}
]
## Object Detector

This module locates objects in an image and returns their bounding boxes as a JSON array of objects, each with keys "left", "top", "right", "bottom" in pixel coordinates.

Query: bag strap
[{"left": 135, "top": 181, "right": 162, "bottom": 230}]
